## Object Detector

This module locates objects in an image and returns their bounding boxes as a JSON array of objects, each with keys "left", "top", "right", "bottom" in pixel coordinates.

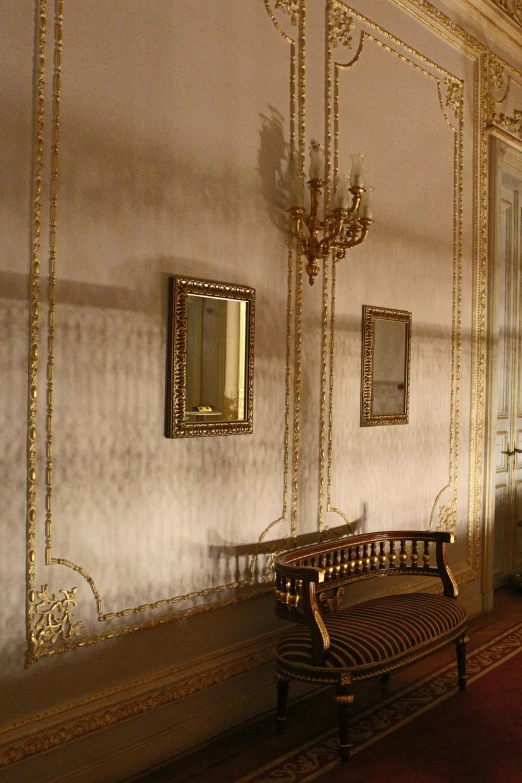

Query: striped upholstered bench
[{"left": 274, "top": 530, "right": 468, "bottom": 761}]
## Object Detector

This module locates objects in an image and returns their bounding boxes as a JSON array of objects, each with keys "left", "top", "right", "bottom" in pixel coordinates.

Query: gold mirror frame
[
  {"left": 165, "top": 276, "right": 255, "bottom": 438},
  {"left": 361, "top": 305, "right": 411, "bottom": 427}
]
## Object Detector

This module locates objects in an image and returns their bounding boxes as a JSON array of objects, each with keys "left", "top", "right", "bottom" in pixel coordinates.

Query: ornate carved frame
[
  {"left": 165, "top": 276, "right": 255, "bottom": 439},
  {"left": 360, "top": 305, "right": 412, "bottom": 427}
]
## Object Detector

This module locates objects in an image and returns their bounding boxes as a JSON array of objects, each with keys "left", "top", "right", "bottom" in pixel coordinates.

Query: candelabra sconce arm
[
  {"left": 288, "top": 207, "right": 308, "bottom": 241},
  {"left": 287, "top": 144, "right": 374, "bottom": 285},
  {"left": 331, "top": 217, "right": 373, "bottom": 260}
]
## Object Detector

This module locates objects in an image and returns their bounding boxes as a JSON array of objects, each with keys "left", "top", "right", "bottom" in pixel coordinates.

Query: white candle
[
  {"left": 360, "top": 186, "right": 374, "bottom": 219},
  {"left": 350, "top": 153, "right": 366, "bottom": 188},
  {"left": 309, "top": 140, "right": 324, "bottom": 180},
  {"left": 333, "top": 174, "right": 351, "bottom": 209}
]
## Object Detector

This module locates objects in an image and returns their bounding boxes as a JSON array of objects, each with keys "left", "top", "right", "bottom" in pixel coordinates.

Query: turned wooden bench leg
[
  {"left": 276, "top": 674, "right": 290, "bottom": 734},
  {"left": 335, "top": 675, "right": 354, "bottom": 762},
  {"left": 455, "top": 633, "right": 469, "bottom": 691}
]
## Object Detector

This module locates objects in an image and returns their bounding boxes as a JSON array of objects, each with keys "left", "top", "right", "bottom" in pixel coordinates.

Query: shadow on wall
[
  {"left": 258, "top": 105, "right": 290, "bottom": 237},
  {"left": 207, "top": 506, "right": 368, "bottom": 584}
]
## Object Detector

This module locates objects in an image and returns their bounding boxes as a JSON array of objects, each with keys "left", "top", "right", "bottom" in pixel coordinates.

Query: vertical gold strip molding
[
  {"left": 249, "top": 1, "right": 297, "bottom": 574},
  {"left": 45, "top": 0, "right": 62, "bottom": 565},
  {"left": 292, "top": 0, "right": 306, "bottom": 537},
  {"left": 26, "top": 0, "right": 48, "bottom": 667},
  {"left": 318, "top": 1, "right": 334, "bottom": 533},
  {"left": 284, "top": 35, "right": 297, "bottom": 528},
  {"left": 453, "top": 84, "right": 464, "bottom": 533},
  {"left": 470, "top": 52, "right": 489, "bottom": 576}
]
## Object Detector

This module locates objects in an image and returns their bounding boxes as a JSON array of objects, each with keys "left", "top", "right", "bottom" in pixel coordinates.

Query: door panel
[{"left": 492, "top": 146, "right": 522, "bottom": 588}]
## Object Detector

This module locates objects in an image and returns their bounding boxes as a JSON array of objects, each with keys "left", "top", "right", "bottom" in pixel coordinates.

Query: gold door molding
[{"left": 487, "top": 52, "right": 522, "bottom": 143}]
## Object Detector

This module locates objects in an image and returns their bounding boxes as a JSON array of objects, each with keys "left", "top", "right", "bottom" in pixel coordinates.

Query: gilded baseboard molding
[
  {"left": 1, "top": 566, "right": 482, "bottom": 771},
  {"left": 0, "top": 628, "right": 283, "bottom": 769}
]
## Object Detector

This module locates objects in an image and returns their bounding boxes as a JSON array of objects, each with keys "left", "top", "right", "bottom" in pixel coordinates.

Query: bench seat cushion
[{"left": 277, "top": 593, "right": 466, "bottom": 678}]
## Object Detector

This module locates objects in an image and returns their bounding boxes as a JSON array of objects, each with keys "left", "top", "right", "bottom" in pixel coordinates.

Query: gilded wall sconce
[{"left": 288, "top": 140, "right": 374, "bottom": 285}]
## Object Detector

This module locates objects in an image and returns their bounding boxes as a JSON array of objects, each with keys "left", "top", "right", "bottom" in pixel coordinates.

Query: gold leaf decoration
[
  {"left": 329, "top": 1, "right": 354, "bottom": 48},
  {"left": 275, "top": 0, "right": 300, "bottom": 27},
  {"left": 445, "top": 78, "right": 463, "bottom": 116},
  {"left": 491, "top": 109, "right": 522, "bottom": 138},
  {"left": 30, "top": 586, "right": 84, "bottom": 650},
  {"left": 438, "top": 497, "right": 457, "bottom": 536},
  {"left": 488, "top": 54, "right": 506, "bottom": 94},
  {"left": 489, "top": 0, "right": 522, "bottom": 27}
]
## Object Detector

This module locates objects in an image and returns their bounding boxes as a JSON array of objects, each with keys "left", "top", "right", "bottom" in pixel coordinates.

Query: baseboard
[
  {"left": 0, "top": 628, "right": 286, "bottom": 783},
  {"left": 461, "top": 591, "right": 484, "bottom": 619},
  {"left": 0, "top": 581, "right": 486, "bottom": 783}
]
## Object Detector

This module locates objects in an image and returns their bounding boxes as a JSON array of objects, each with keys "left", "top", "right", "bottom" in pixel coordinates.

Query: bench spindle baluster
[
  {"left": 399, "top": 540, "right": 408, "bottom": 569},
  {"left": 388, "top": 540, "right": 397, "bottom": 568},
  {"left": 423, "top": 540, "right": 431, "bottom": 570},
  {"left": 411, "top": 540, "right": 418, "bottom": 568},
  {"left": 274, "top": 530, "right": 466, "bottom": 763}
]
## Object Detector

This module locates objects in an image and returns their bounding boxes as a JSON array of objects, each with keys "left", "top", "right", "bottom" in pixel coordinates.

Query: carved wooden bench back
[{"left": 275, "top": 530, "right": 457, "bottom": 623}]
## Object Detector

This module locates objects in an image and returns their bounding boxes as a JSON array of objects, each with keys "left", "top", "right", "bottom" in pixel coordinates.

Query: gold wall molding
[
  {"left": 488, "top": 0, "right": 522, "bottom": 28},
  {"left": 324, "top": 3, "right": 465, "bottom": 552},
  {"left": 26, "top": 0, "right": 47, "bottom": 669},
  {"left": 378, "top": 0, "right": 489, "bottom": 588},
  {"left": 329, "top": 0, "right": 354, "bottom": 48},
  {"left": 487, "top": 52, "right": 522, "bottom": 152},
  {"left": 25, "top": 0, "right": 306, "bottom": 664},
  {"left": 21, "top": 0, "right": 500, "bottom": 664},
  {"left": 491, "top": 107, "right": 522, "bottom": 135},
  {"left": 275, "top": 0, "right": 300, "bottom": 27}
]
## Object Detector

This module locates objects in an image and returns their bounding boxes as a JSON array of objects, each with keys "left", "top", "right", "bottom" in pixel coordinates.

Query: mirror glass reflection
[
  {"left": 185, "top": 295, "right": 248, "bottom": 423},
  {"left": 361, "top": 305, "right": 411, "bottom": 426},
  {"left": 371, "top": 318, "right": 408, "bottom": 416},
  {"left": 165, "top": 276, "right": 255, "bottom": 439}
]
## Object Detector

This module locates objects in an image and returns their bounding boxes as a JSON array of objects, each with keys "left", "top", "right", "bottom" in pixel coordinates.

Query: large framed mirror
[
  {"left": 165, "top": 276, "right": 255, "bottom": 438},
  {"left": 361, "top": 305, "right": 411, "bottom": 427}
]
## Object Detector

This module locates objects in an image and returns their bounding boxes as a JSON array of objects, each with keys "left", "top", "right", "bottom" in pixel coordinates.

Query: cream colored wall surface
[{"left": 1, "top": 0, "right": 520, "bottom": 779}]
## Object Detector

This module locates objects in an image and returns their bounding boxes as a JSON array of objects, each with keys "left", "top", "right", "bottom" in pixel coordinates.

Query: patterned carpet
[{"left": 236, "top": 621, "right": 522, "bottom": 783}]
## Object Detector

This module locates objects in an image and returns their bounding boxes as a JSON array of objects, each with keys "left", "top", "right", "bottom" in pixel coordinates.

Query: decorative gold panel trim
[
  {"left": 26, "top": 0, "right": 47, "bottom": 662},
  {"left": 25, "top": 0, "right": 303, "bottom": 664},
  {"left": 275, "top": 0, "right": 300, "bottom": 27},
  {"left": 28, "top": 586, "right": 84, "bottom": 656},
  {"left": 326, "top": 3, "right": 465, "bottom": 551},
  {"left": 22, "top": 0, "right": 493, "bottom": 665},
  {"left": 488, "top": 0, "right": 522, "bottom": 28},
  {"left": 329, "top": 0, "right": 354, "bottom": 49}
]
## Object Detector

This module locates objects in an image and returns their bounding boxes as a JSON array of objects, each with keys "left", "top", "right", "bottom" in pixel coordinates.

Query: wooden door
[{"left": 492, "top": 143, "right": 522, "bottom": 588}]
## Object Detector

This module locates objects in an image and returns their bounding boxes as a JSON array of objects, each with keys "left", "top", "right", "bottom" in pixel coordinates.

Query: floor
[{"left": 127, "top": 587, "right": 522, "bottom": 783}]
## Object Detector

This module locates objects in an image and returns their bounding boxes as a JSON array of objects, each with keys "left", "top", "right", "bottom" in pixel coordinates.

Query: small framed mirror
[
  {"left": 165, "top": 276, "right": 255, "bottom": 438},
  {"left": 361, "top": 305, "right": 411, "bottom": 427}
]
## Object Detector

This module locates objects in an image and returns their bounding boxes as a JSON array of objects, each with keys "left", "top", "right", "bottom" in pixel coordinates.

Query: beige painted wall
[{"left": 0, "top": 1, "right": 521, "bottom": 780}]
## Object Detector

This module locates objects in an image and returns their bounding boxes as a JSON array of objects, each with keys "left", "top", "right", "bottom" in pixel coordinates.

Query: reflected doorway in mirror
[{"left": 165, "top": 276, "right": 255, "bottom": 438}]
